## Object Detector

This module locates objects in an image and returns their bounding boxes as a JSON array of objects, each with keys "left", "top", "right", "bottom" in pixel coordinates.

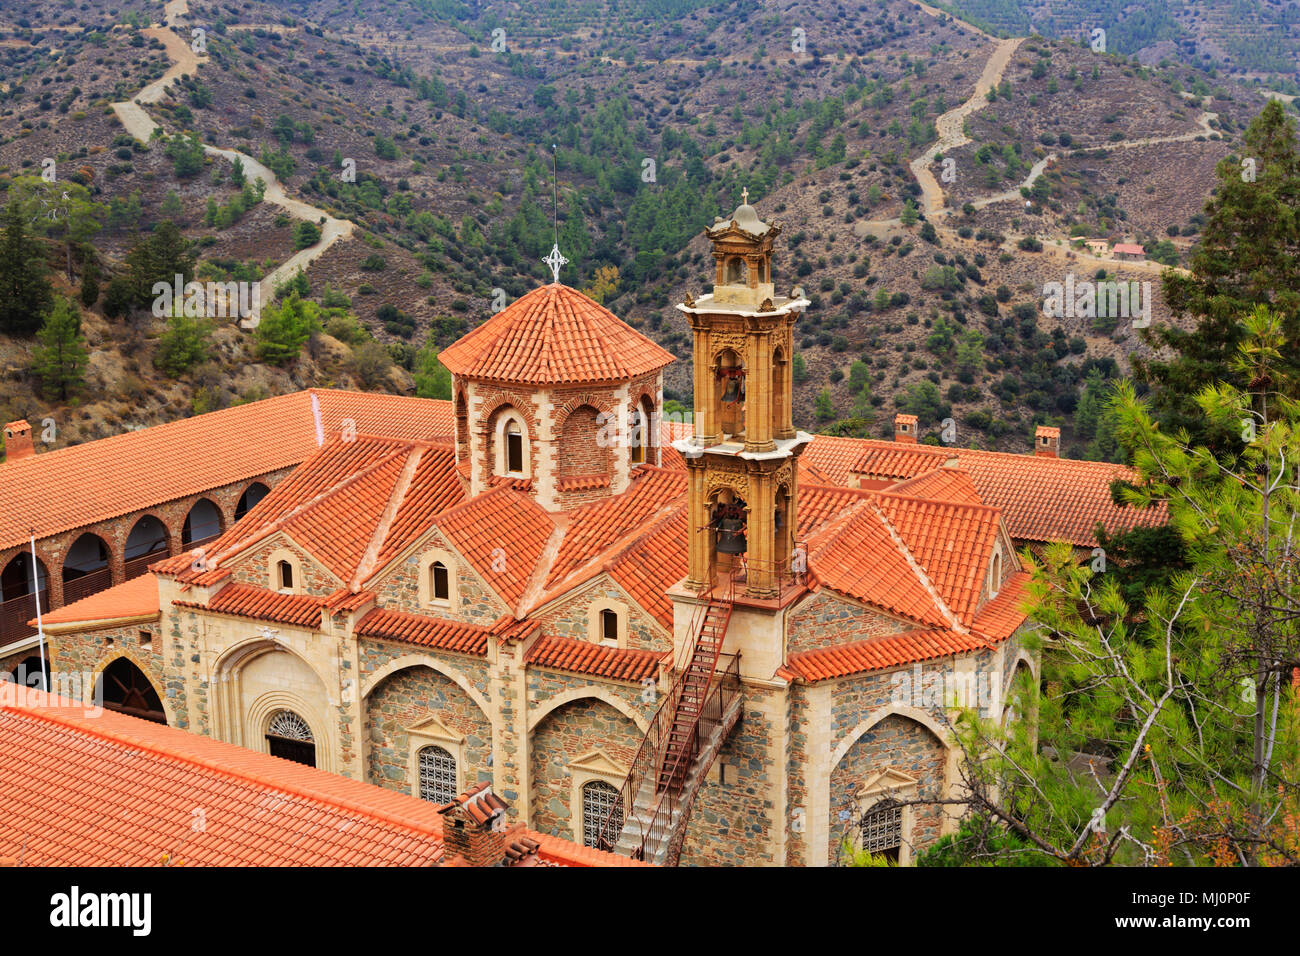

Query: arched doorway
[
  {"left": 123, "top": 515, "right": 170, "bottom": 580},
  {"left": 7, "top": 652, "right": 48, "bottom": 690},
  {"left": 266, "top": 709, "right": 316, "bottom": 766},
  {"left": 182, "top": 498, "right": 223, "bottom": 547},
  {"left": 62, "top": 533, "right": 111, "bottom": 604},
  {"left": 96, "top": 657, "right": 167, "bottom": 724},
  {"left": 234, "top": 482, "right": 270, "bottom": 522},
  {"left": 0, "top": 552, "right": 48, "bottom": 644}
]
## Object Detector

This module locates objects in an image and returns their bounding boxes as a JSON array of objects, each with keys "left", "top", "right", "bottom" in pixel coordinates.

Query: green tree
[
  {"left": 921, "top": 311, "right": 1300, "bottom": 866},
  {"left": 0, "top": 203, "right": 55, "bottom": 336},
  {"left": 154, "top": 307, "right": 213, "bottom": 376},
  {"left": 293, "top": 220, "right": 321, "bottom": 250},
  {"left": 163, "top": 132, "right": 205, "bottom": 178},
  {"left": 30, "top": 298, "right": 88, "bottom": 400},
  {"left": 1141, "top": 100, "right": 1300, "bottom": 451},
  {"left": 230, "top": 156, "right": 246, "bottom": 187},
  {"left": 900, "top": 198, "right": 919, "bottom": 226},
  {"left": 814, "top": 388, "right": 835, "bottom": 422},
  {"left": 126, "top": 220, "right": 195, "bottom": 307},
  {"left": 792, "top": 351, "right": 809, "bottom": 384},
  {"left": 255, "top": 293, "right": 320, "bottom": 365},
  {"left": 8, "top": 176, "right": 106, "bottom": 282},
  {"left": 413, "top": 341, "right": 452, "bottom": 399}
]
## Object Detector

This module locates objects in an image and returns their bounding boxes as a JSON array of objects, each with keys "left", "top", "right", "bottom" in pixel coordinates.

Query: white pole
[{"left": 29, "top": 531, "right": 46, "bottom": 692}]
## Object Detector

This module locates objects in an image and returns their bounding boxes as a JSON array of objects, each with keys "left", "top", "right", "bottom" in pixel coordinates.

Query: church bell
[
  {"left": 715, "top": 516, "right": 747, "bottom": 555},
  {"left": 719, "top": 368, "right": 745, "bottom": 404}
]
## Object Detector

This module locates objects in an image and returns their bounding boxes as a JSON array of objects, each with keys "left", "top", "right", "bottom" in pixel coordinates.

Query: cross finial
[
  {"left": 741, "top": 186, "right": 749, "bottom": 204},
  {"left": 543, "top": 243, "right": 569, "bottom": 284}
]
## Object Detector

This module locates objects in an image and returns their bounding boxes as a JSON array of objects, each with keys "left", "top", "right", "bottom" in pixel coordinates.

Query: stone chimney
[
  {"left": 438, "top": 783, "right": 510, "bottom": 867},
  {"left": 894, "top": 413, "right": 918, "bottom": 444},
  {"left": 1034, "top": 425, "right": 1060, "bottom": 458},
  {"left": 3, "top": 421, "right": 34, "bottom": 462}
]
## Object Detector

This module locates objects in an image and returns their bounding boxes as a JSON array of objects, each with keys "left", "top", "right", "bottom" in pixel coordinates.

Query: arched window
[
  {"left": 989, "top": 551, "right": 1002, "bottom": 598},
  {"left": 266, "top": 709, "right": 315, "bottom": 767},
  {"left": 582, "top": 780, "right": 621, "bottom": 848},
  {"left": 430, "top": 561, "right": 450, "bottom": 602},
  {"left": 418, "top": 745, "right": 457, "bottom": 805},
  {"left": 97, "top": 657, "right": 167, "bottom": 724},
  {"left": 235, "top": 482, "right": 270, "bottom": 521},
  {"left": 277, "top": 560, "right": 294, "bottom": 591},
  {"left": 182, "top": 498, "right": 223, "bottom": 547},
  {"left": 505, "top": 420, "right": 524, "bottom": 474},
  {"left": 630, "top": 406, "right": 645, "bottom": 465},
  {"left": 724, "top": 256, "right": 745, "bottom": 284}
]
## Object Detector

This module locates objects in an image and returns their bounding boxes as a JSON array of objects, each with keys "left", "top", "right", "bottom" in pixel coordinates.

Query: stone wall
[
  {"left": 785, "top": 590, "right": 909, "bottom": 653},
  {"left": 363, "top": 661, "right": 494, "bottom": 798},
  {"left": 533, "top": 579, "right": 670, "bottom": 653},
  {"left": 229, "top": 533, "right": 340, "bottom": 596}
]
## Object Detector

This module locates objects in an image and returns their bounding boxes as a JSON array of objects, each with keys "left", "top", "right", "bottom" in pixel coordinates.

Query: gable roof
[
  {"left": 0, "top": 691, "right": 641, "bottom": 866},
  {"left": 155, "top": 437, "right": 465, "bottom": 590},
  {"left": 34, "top": 571, "right": 160, "bottom": 630},
  {"left": 0, "top": 389, "right": 453, "bottom": 552},
  {"left": 438, "top": 283, "right": 674, "bottom": 386}
]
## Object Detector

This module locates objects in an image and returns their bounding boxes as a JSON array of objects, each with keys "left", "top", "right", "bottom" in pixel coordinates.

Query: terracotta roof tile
[
  {"left": 605, "top": 508, "right": 690, "bottom": 629},
  {"left": 784, "top": 627, "right": 997, "bottom": 682},
  {"left": 176, "top": 583, "right": 325, "bottom": 629},
  {"left": 0, "top": 389, "right": 452, "bottom": 552},
  {"left": 0, "top": 691, "right": 639, "bottom": 866},
  {"left": 434, "top": 487, "right": 556, "bottom": 609},
  {"left": 850, "top": 444, "right": 955, "bottom": 481},
  {"left": 525, "top": 634, "right": 662, "bottom": 683},
  {"left": 355, "top": 608, "right": 491, "bottom": 656},
  {"left": 32, "top": 572, "right": 160, "bottom": 628},
  {"left": 886, "top": 468, "right": 985, "bottom": 505},
  {"left": 971, "top": 571, "right": 1032, "bottom": 641},
  {"left": 875, "top": 491, "right": 1000, "bottom": 626},
  {"left": 438, "top": 284, "right": 674, "bottom": 386}
]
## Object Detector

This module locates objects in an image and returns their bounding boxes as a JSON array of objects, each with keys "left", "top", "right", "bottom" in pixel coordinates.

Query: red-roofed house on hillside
[{"left": 19, "top": 200, "right": 1043, "bottom": 868}]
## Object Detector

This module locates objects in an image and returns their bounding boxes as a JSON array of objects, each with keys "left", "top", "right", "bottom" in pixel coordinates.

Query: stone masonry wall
[{"left": 786, "top": 590, "right": 911, "bottom": 654}]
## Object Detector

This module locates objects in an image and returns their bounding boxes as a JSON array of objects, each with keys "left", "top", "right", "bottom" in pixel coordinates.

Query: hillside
[{"left": 0, "top": 0, "right": 1288, "bottom": 458}]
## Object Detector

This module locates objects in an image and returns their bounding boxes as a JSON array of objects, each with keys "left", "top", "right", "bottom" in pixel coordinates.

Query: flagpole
[{"left": 29, "top": 530, "right": 46, "bottom": 692}]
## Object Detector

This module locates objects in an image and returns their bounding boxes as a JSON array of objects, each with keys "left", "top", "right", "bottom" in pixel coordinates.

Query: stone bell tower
[{"left": 673, "top": 191, "right": 812, "bottom": 599}]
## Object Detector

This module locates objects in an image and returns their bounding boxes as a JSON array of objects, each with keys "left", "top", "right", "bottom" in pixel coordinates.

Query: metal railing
[
  {"left": 62, "top": 567, "right": 112, "bottom": 605},
  {"left": 0, "top": 591, "right": 46, "bottom": 647},
  {"left": 124, "top": 548, "right": 170, "bottom": 581},
  {"left": 715, "top": 543, "right": 809, "bottom": 600}
]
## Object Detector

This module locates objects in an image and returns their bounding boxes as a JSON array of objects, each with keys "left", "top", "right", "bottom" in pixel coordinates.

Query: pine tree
[
  {"left": 0, "top": 203, "right": 55, "bottom": 336},
  {"left": 255, "top": 293, "right": 320, "bottom": 366},
  {"left": 31, "top": 298, "right": 88, "bottom": 400},
  {"left": 1139, "top": 100, "right": 1300, "bottom": 450},
  {"left": 126, "top": 220, "right": 195, "bottom": 307},
  {"left": 154, "top": 307, "right": 212, "bottom": 377}
]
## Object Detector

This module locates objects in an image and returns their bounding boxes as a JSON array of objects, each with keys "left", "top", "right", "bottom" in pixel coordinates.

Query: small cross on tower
[
  {"left": 543, "top": 243, "right": 569, "bottom": 284},
  {"left": 741, "top": 186, "right": 749, "bottom": 204}
]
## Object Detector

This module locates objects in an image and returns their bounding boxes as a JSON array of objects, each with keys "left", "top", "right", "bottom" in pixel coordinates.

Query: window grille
[
  {"left": 267, "top": 710, "right": 313, "bottom": 741},
  {"left": 582, "top": 780, "right": 621, "bottom": 848},
  {"left": 418, "top": 745, "right": 457, "bottom": 805},
  {"left": 859, "top": 803, "right": 902, "bottom": 855}
]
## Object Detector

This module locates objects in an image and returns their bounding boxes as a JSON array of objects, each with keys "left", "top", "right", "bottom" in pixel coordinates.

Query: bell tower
[{"left": 674, "top": 191, "right": 812, "bottom": 599}]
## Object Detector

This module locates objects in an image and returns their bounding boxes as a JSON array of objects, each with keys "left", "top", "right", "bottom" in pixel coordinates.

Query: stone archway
[{"left": 95, "top": 655, "right": 168, "bottom": 724}]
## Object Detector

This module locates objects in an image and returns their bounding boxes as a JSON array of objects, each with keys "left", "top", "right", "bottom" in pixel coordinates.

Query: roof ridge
[
  {"left": 350, "top": 445, "right": 426, "bottom": 590},
  {"left": 876, "top": 486, "right": 1001, "bottom": 516},
  {"left": 517, "top": 518, "right": 569, "bottom": 616},
  {"left": 202, "top": 437, "right": 416, "bottom": 572},
  {"left": 4, "top": 696, "right": 447, "bottom": 842},
  {"left": 866, "top": 497, "right": 965, "bottom": 633}
]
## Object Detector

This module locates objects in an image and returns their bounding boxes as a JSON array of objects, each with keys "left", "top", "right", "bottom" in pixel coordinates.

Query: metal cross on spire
[
  {"left": 741, "top": 186, "right": 749, "bottom": 204},
  {"left": 543, "top": 143, "right": 568, "bottom": 283}
]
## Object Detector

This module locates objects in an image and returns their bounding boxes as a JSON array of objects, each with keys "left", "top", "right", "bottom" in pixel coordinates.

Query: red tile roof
[
  {"left": 886, "top": 468, "right": 984, "bottom": 505},
  {"left": 156, "top": 437, "right": 465, "bottom": 589},
  {"left": 782, "top": 627, "right": 998, "bottom": 683},
  {"left": 874, "top": 492, "right": 1000, "bottom": 626},
  {"left": 525, "top": 634, "right": 663, "bottom": 683},
  {"left": 433, "top": 487, "right": 556, "bottom": 610},
  {"left": 176, "top": 583, "right": 325, "bottom": 629},
  {"left": 0, "top": 691, "right": 641, "bottom": 866},
  {"left": 32, "top": 572, "right": 160, "bottom": 629},
  {"left": 355, "top": 607, "right": 491, "bottom": 656},
  {"left": 834, "top": 437, "right": 1166, "bottom": 546},
  {"left": 438, "top": 284, "right": 674, "bottom": 386},
  {"left": 971, "top": 572, "right": 1032, "bottom": 641},
  {"left": 0, "top": 389, "right": 453, "bottom": 552},
  {"left": 606, "top": 508, "right": 690, "bottom": 629}
]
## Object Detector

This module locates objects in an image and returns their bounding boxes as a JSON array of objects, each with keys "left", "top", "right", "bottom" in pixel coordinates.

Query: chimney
[
  {"left": 3, "top": 420, "right": 34, "bottom": 462},
  {"left": 1034, "top": 425, "right": 1061, "bottom": 458},
  {"left": 438, "top": 783, "right": 510, "bottom": 866},
  {"left": 894, "top": 413, "right": 918, "bottom": 444}
]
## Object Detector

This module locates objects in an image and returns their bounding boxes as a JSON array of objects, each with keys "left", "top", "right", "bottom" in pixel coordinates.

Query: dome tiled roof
[{"left": 438, "top": 283, "right": 674, "bottom": 386}]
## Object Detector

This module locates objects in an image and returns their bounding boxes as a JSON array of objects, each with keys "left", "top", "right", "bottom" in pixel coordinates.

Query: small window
[
  {"left": 582, "top": 780, "right": 621, "bottom": 849},
  {"left": 139, "top": 630, "right": 153, "bottom": 653},
  {"left": 431, "top": 561, "right": 450, "bottom": 602},
  {"left": 266, "top": 710, "right": 315, "bottom": 767},
  {"left": 418, "top": 745, "right": 457, "bottom": 805},
  {"left": 630, "top": 407, "right": 645, "bottom": 465},
  {"left": 600, "top": 609, "right": 619, "bottom": 644},
  {"left": 506, "top": 421, "right": 524, "bottom": 474},
  {"left": 859, "top": 803, "right": 903, "bottom": 862},
  {"left": 277, "top": 560, "right": 294, "bottom": 591}
]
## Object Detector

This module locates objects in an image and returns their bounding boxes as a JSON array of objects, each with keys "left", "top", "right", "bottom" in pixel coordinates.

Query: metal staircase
[{"left": 597, "top": 585, "right": 743, "bottom": 865}]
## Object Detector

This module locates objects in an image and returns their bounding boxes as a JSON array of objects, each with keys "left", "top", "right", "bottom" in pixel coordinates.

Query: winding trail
[{"left": 109, "top": 0, "right": 354, "bottom": 325}]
